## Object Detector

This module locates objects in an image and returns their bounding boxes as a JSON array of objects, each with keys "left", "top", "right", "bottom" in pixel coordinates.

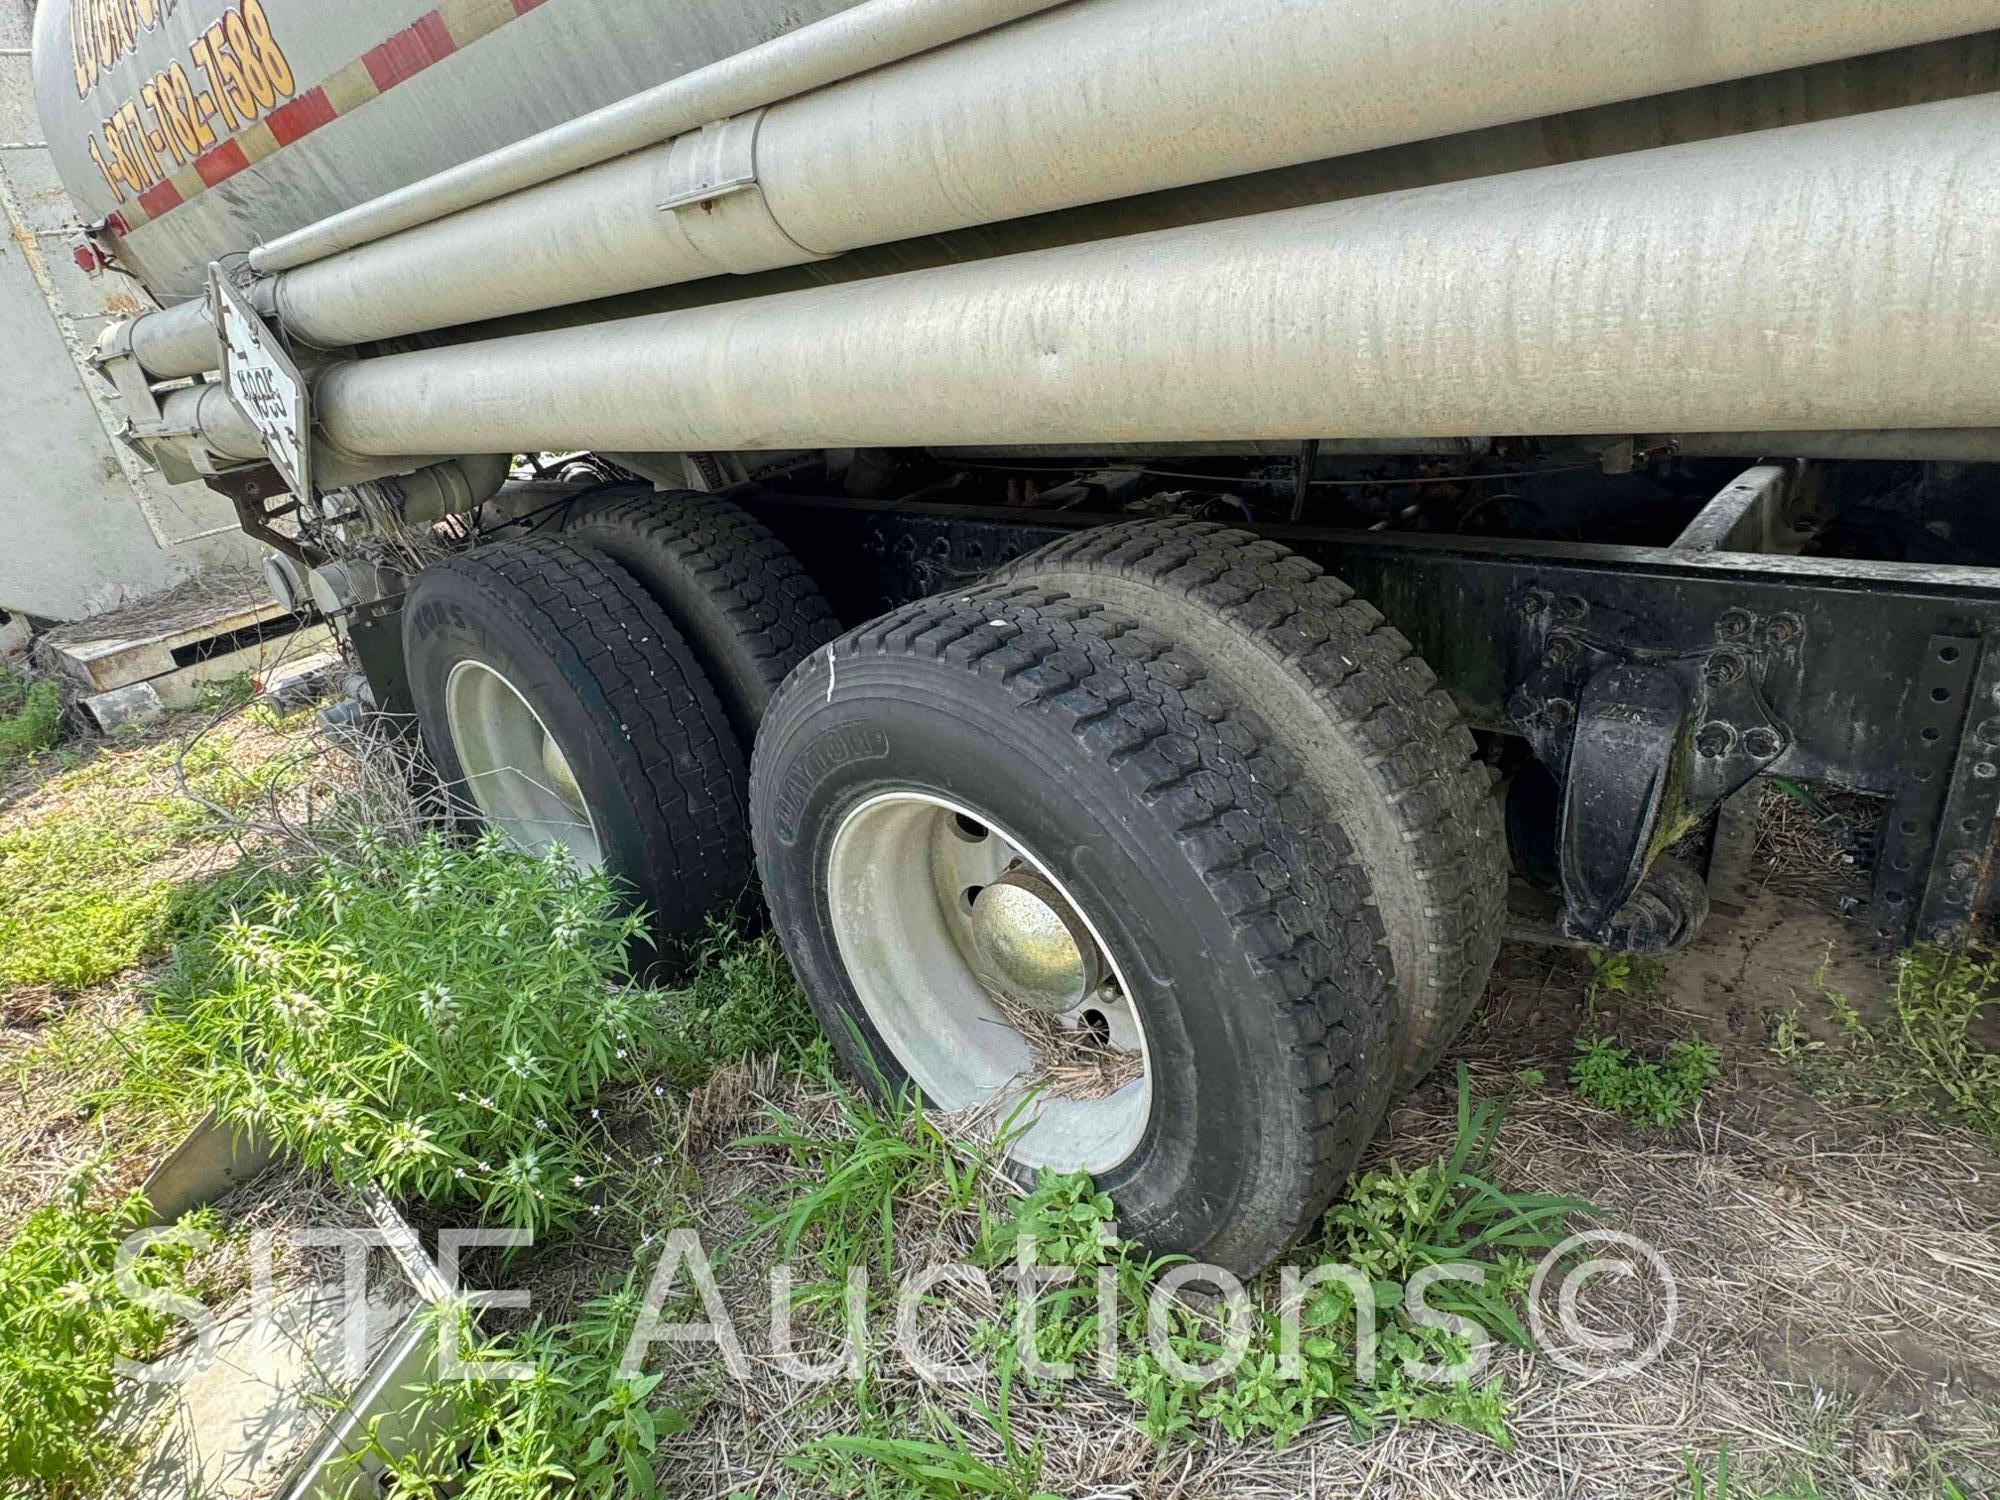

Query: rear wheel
[
  {"left": 995, "top": 519, "right": 1505, "bottom": 1087},
  {"left": 750, "top": 586, "right": 1395, "bottom": 1273},
  {"left": 559, "top": 489, "right": 839, "bottom": 748},
  {"left": 404, "top": 537, "right": 749, "bottom": 942}
]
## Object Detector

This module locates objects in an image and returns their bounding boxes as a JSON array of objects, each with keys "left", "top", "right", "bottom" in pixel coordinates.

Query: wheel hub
[
  {"left": 822, "top": 790, "right": 1153, "bottom": 1172},
  {"left": 968, "top": 867, "right": 1104, "bottom": 1013}
]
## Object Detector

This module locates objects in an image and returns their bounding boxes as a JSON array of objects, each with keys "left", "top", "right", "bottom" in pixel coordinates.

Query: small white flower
[
  {"left": 419, "top": 984, "right": 457, "bottom": 1031},
  {"left": 570, "top": 1174, "right": 587, "bottom": 1188}
]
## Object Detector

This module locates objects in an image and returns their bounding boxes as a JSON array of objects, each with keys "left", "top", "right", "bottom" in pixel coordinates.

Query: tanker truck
[{"left": 30, "top": 0, "right": 2000, "bottom": 1271}]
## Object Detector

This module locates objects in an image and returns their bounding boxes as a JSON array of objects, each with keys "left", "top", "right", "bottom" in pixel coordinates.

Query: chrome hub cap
[
  {"left": 825, "top": 790, "right": 1150, "bottom": 1172},
  {"left": 443, "top": 659, "right": 603, "bottom": 870},
  {"left": 968, "top": 867, "right": 1104, "bottom": 1014}
]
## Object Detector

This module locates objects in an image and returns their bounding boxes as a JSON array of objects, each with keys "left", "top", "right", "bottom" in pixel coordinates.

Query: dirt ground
[
  {"left": 1, "top": 718, "right": 1995, "bottom": 1498},
  {"left": 619, "top": 883, "right": 1999, "bottom": 1499}
]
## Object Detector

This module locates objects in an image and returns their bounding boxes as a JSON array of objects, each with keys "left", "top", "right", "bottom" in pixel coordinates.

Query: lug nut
[
  {"left": 1705, "top": 653, "right": 1745, "bottom": 686},
  {"left": 1742, "top": 726, "right": 1783, "bottom": 759},
  {"left": 1555, "top": 594, "right": 1590, "bottom": 622},
  {"left": 1542, "top": 699, "right": 1574, "bottom": 730},
  {"left": 1542, "top": 638, "right": 1578, "bottom": 668},
  {"left": 1520, "top": 590, "right": 1551, "bottom": 618}
]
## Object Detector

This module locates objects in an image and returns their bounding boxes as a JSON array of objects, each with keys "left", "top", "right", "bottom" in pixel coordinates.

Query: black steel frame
[{"left": 736, "top": 487, "right": 2000, "bottom": 948}]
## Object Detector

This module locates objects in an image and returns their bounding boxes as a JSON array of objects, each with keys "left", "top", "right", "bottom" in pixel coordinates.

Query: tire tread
[{"left": 995, "top": 519, "right": 1505, "bottom": 1085}]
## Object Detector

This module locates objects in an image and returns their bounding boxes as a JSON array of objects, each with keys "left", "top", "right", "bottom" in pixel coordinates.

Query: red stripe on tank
[
  {"left": 137, "top": 178, "right": 183, "bottom": 218},
  {"left": 193, "top": 138, "right": 251, "bottom": 187},
  {"left": 266, "top": 86, "right": 336, "bottom": 146},
  {"left": 365, "top": 11, "right": 457, "bottom": 92},
  {"left": 105, "top": 0, "right": 542, "bottom": 234}
]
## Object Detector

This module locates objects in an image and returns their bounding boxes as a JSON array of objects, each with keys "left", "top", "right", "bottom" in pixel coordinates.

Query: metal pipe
[
  {"left": 126, "top": 295, "right": 220, "bottom": 382},
  {"left": 246, "top": 0, "right": 1071, "bottom": 274},
  {"left": 159, "top": 383, "right": 264, "bottom": 463},
  {"left": 311, "top": 97, "right": 2000, "bottom": 459},
  {"left": 937, "top": 433, "right": 2000, "bottom": 464},
  {"left": 931, "top": 440, "right": 1488, "bottom": 460},
  {"left": 153, "top": 384, "right": 439, "bottom": 487},
  {"left": 256, "top": 0, "right": 2000, "bottom": 351}
]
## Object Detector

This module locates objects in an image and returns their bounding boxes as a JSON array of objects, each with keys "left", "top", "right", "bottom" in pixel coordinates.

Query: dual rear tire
[
  {"left": 403, "top": 491, "right": 837, "bottom": 947},
  {"left": 404, "top": 509, "right": 1502, "bottom": 1272}
]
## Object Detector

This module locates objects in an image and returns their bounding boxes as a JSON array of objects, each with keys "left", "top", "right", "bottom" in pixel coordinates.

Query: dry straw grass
[
  {"left": 638, "top": 1049, "right": 2000, "bottom": 1498},
  {"left": 990, "top": 992, "right": 1146, "bottom": 1101}
]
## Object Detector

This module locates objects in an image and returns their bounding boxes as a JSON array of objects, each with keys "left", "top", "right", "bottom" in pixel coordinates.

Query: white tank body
[{"left": 29, "top": 0, "right": 862, "bottom": 299}]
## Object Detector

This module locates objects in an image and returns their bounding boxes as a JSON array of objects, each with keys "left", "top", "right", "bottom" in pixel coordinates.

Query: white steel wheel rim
[
  {"left": 443, "top": 659, "right": 603, "bottom": 870},
  {"left": 825, "top": 790, "right": 1152, "bottom": 1173}
]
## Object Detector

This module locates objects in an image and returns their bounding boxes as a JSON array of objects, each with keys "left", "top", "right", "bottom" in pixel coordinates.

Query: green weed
[
  {"left": 367, "top": 1260, "right": 691, "bottom": 1500},
  {"left": 0, "top": 671, "right": 61, "bottom": 769},
  {"left": 1570, "top": 1034, "right": 1720, "bottom": 1128},
  {"left": 653, "top": 923, "right": 819, "bottom": 1088},
  {"left": 743, "top": 1070, "right": 996, "bottom": 1302},
  {"left": 796, "top": 1353, "right": 1055, "bottom": 1499},
  {"left": 148, "top": 830, "right": 667, "bottom": 1236},
  {"left": 196, "top": 672, "right": 256, "bottom": 713},
  {"left": 0, "top": 1177, "right": 217, "bottom": 1494},
  {"left": 965, "top": 1067, "right": 1585, "bottom": 1451},
  {"left": 1770, "top": 946, "right": 2000, "bottom": 1148},
  {"left": 1683, "top": 1422, "right": 1984, "bottom": 1498},
  {"left": 1585, "top": 947, "right": 1667, "bottom": 1006},
  {"left": 0, "top": 731, "right": 301, "bottom": 993},
  {"left": 1680, "top": 1448, "right": 1808, "bottom": 1500}
]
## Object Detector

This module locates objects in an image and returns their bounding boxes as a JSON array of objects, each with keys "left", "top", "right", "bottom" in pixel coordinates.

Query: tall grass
[
  {"left": 1771, "top": 945, "right": 2000, "bottom": 1148},
  {"left": 133, "top": 830, "right": 667, "bottom": 1237},
  {"left": 0, "top": 669, "right": 61, "bottom": 770},
  {"left": 0, "top": 1179, "right": 217, "bottom": 1494}
]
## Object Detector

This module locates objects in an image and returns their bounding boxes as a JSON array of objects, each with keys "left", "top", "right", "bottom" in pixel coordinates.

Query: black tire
[
  {"left": 750, "top": 586, "right": 1395, "bottom": 1273},
  {"left": 559, "top": 488, "right": 840, "bottom": 748},
  {"left": 994, "top": 519, "right": 1505, "bottom": 1088},
  {"left": 404, "top": 537, "right": 750, "bottom": 943}
]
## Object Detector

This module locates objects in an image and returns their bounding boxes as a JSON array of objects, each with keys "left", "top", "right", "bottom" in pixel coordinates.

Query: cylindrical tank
[
  {"left": 40, "top": 0, "right": 2000, "bottom": 324},
  {"left": 29, "top": 0, "right": 866, "bottom": 299}
]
